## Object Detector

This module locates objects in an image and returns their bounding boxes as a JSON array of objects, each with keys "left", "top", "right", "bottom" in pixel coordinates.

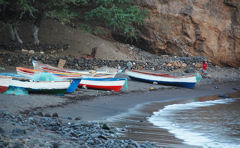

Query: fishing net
[
  {"left": 124, "top": 78, "right": 128, "bottom": 90},
  {"left": 4, "top": 87, "right": 28, "bottom": 95},
  {"left": 196, "top": 73, "right": 202, "bottom": 83},
  {"left": 32, "top": 72, "right": 63, "bottom": 81}
]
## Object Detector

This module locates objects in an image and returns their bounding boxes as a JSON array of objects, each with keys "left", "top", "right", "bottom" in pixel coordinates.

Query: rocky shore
[
  {"left": 0, "top": 46, "right": 239, "bottom": 148},
  {"left": 0, "top": 110, "right": 155, "bottom": 148}
]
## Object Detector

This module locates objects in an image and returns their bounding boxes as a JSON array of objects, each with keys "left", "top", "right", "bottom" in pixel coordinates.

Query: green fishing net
[
  {"left": 196, "top": 73, "right": 202, "bottom": 83},
  {"left": 4, "top": 87, "right": 29, "bottom": 95},
  {"left": 33, "top": 72, "right": 63, "bottom": 81}
]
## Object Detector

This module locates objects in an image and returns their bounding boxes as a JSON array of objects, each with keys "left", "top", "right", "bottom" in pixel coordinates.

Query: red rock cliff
[{"left": 135, "top": 0, "right": 240, "bottom": 67}]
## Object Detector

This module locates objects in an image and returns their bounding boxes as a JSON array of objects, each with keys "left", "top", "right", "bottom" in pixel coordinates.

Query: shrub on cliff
[{"left": 0, "top": 0, "right": 147, "bottom": 43}]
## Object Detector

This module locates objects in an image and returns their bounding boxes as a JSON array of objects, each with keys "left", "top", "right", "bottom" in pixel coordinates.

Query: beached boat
[
  {"left": 16, "top": 67, "right": 126, "bottom": 91},
  {"left": 125, "top": 70, "right": 198, "bottom": 88},
  {"left": 0, "top": 76, "right": 12, "bottom": 93},
  {"left": 17, "top": 67, "right": 116, "bottom": 79},
  {"left": 8, "top": 78, "right": 80, "bottom": 94},
  {"left": 0, "top": 73, "right": 80, "bottom": 94},
  {"left": 79, "top": 78, "right": 126, "bottom": 92},
  {"left": 32, "top": 60, "right": 117, "bottom": 78}
]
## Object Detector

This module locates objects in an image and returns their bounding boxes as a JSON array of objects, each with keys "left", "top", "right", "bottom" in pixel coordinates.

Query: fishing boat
[
  {"left": 0, "top": 73, "right": 80, "bottom": 94},
  {"left": 16, "top": 67, "right": 126, "bottom": 92},
  {"left": 9, "top": 78, "right": 80, "bottom": 94},
  {"left": 32, "top": 60, "right": 117, "bottom": 78},
  {"left": 17, "top": 67, "right": 116, "bottom": 79},
  {"left": 125, "top": 70, "right": 199, "bottom": 88},
  {"left": 0, "top": 76, "right": 12, "bottom": 93},
  {"left": 79, "top": 78, "right": 126, "bottom": 92}
]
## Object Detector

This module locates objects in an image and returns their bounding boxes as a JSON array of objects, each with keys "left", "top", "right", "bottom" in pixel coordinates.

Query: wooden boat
[
  {"left": 32, "top": 60, "right": 117, "bottom": 78},
  {"left": 17, "top": 67, "right": 116, "bottom": 79},
  {"left": 0, "top": 76, "right": 12, "bottom": 93},
  {"left": 9, "top": 78, "right": 80, "bottom": 94},
  {"left": 79, "top": 78, "right": 126, "bottom": 92},
  {"left": 0, "top": 73, "right": 80, "bottom": 94},
  {"left": 125, "top": 70, "right": 198, "bottom": 88},
  {"left": 16, "top": 67, "right": 126, "bottom": 92}
]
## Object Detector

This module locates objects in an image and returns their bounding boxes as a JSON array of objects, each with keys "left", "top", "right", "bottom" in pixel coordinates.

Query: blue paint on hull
[
  {"left": 129, "top": 76, "right": 196, "bottom": 89},
  {"left": 67, "top": 79, "right": 81, "bottom": 93}
]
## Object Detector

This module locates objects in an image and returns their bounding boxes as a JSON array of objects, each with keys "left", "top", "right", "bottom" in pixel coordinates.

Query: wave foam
[{"left": 148, "top": 98, "right": 239, "bottom": 148}]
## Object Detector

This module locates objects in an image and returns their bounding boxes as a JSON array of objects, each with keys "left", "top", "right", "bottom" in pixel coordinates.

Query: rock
[
  {"left": 173, "top": 61, "right": 181, "bottom": 68},
  {"left": 75, "top": 117, "right": 81, "bottom": 120},
  {"left": 21, "top": 49, "right": 28, "bottom": 54},
  {"left": 102, "top": 123, "right": 111, "bottom": 130},
  {"left": 181, "top": 63, "right": 187, "bottom": 68},
  {"left": 0, "top": 127, "right": 5, "bottom": 134},
  {"left": 52, "top": 143, "right": 59, "bottom": 148},
  {"left": 52, "top": 113, "right": 59, "bottom": 118},
  {"left": 44, "top": 113, "right": 51, "bottom": 117},
  {"left": 218, "top": 94, "right": 230, "bottom": 98},
  {"left": 184, "top": 69, "right": 195, "bottom": 73},
  {"left": 167, "top": 63, "right": 172, "bottom": 67},
  {"left": 29, "top": 50, "right": 35, "bottom": 54},
  {"left": 36, "top": 112, "right": 43, "bottom": 117},
  {"left": 12, "top": 142, "right": 24, "bottom": 148},
  {"left": 12, "top": 129, "right": 26, "bottom": 136},
  {"left": 195, "top": 63, "right": 202, "bottom": 68},
  {"left": 28, "top": 117, "right": 35, "bottom": 124}
]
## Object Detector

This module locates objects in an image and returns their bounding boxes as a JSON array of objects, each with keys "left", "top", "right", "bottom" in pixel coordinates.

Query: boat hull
[
  {"left": 16, "top": 67, "right": 124, "bottom": 91},
  {"left": 0, "top": 86, "right": 8, "bottom": 93},
  {"left": 79, "top": 78, "right": 126, "bottom": 92},
  {"left": 129, "top": 76, "right": 196, "bottom": 88},
  {"left": 126, "top": 70, "right": 197, "bottom": 89},
  {"left": 17, "top": 67, "right": 116, "bottom": 79},
  {"left": 32, "top": 60, "right": 117, "bottom": 78},
  {"left": 0, "top": 76, "right": 12, "bottom": 93}
]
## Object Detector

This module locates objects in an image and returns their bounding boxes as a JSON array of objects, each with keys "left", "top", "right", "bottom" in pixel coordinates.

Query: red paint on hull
[
  {"left": 0, "top": 86, "right": 8, "bottom": 93},
  {"left": 79, "top": 84, "right": 123, "bottom": 92}
]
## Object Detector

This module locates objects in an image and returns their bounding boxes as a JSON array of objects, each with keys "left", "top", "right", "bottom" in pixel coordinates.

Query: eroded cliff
[{"left": 134, "top": 0, "right": 240, "bottom": 67}]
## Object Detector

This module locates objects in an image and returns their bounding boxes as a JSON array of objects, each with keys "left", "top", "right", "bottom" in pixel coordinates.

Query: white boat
[
  {"left": 125, "top": 70, "right": 199, "bottom": 88},
  {"left": 0, "top": 73, "right": 80, "bottom": 94},
  {"left": 32, "top": 59, "right": 117, "bottom": 78},
  {"left": 79, "top": 78, "right": 126, "bottom": 92}
]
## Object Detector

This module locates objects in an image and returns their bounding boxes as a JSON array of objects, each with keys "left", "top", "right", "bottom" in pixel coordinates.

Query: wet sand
[
  {"left": 38, "top": 81, "right": 240, "bottom": 147},
  {"left": 41, "top": 81, "right": 240, "bottom": 121}
]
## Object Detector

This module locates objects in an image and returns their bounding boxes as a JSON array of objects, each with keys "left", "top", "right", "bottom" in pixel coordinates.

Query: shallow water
[
  {"left": 108, "top": 98, "right": 240, "bottom": 147},
  {"left": 148, "top": 98, "right": 240, "bottom": 148}
]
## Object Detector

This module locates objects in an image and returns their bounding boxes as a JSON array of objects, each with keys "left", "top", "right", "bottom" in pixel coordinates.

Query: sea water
[{"left": 148, "top": 98, "right": 240, "bottom": 148}]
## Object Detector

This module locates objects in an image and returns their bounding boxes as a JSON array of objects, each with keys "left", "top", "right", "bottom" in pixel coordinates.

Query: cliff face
[{"left": 135, "top": 0, "right": 240, "bottom": 67}]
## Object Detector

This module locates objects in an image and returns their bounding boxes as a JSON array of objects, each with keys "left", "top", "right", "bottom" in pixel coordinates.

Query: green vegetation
[{"left": 0, "top": 0, "right": 148, "bottom": 39}]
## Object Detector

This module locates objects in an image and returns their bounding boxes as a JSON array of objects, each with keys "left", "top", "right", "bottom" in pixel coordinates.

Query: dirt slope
[{"left": 1, "top": 19, "right": 139, "bottom": 61}]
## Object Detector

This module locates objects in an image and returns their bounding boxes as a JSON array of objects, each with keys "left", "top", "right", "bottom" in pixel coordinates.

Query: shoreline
[
  {"left": 38, "top": 80, "right": 240, "bottom": 121},
  {"left": 108, "top": 91, "right": 240, "bottom": 147},
  {"left": 0, "top": 74, "right": 239, "bottom": 117},
  {"left": 0, "top": 66, "right": 240, "bottom": 147}
]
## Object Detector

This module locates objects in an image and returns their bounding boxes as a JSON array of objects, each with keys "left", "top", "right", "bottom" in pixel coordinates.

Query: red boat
[{"left": 0, "top": 76, "right": 12, "bottom": 93}]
